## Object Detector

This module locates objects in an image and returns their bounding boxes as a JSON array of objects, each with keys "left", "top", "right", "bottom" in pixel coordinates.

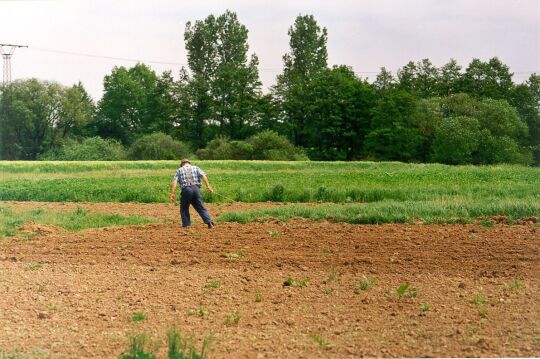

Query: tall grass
[
  {"left": 1, "top": 161, "right": 538, "bottom": 204},
  {"left": 218, "top": 198, "right": 540, "bottom": 224}
]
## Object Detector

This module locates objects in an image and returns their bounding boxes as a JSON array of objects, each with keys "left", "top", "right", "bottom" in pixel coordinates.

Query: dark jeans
[{"left": 180, "top": 185, "right": 212, "bottom": 227}]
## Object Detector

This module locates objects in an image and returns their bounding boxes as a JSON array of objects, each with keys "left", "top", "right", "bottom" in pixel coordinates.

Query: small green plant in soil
[
  {"left": 419, "top": 303, "right": 430, "bottom": 312},
  {"left": 321, "top": 249, "right": 334, "bottom": 254},
  {"left": 321, "top": 288, "right": 333, "bottom": 295},
  {"left": 268, "top": 230, "right": 280, "bottom": 238},
  {"left": 118, "top": 333, "right": 155, "bottom": 359},
  {"left": 283, "top": 277, "right": 309, "bottom": 288},
  {"left": 48, "top": 303, "right": 60, "bottom": 312},
  {"left": 25, "top": 263, "right": 42, "bottom": 271},
  {"left": 386, "top": 283, "right": 418, "bottom": 301},
  {"left": 255, "top": 292, "right": 262, "bottom": 302},
  {"left": 131, "top": 311, "right": 146, "bottom": 323},
  {"left": 357, "top": 277, "right": 377, "bottom": 292},
  {"left": 308, "top": 333, "right": 329, "bottom": 348},
  {"left": 188, "top": 305, "right": 208, "bottom": 318},
  {"left": 478, "top": 306, "right": 488, "bottom": 318},
  {"left": 224, "top": 251, "right": 245, "bottom": 259},
  {"left": 508, "top": 278, "right": 524, "bottom": 290},
  {"left": 471, "top": 293, "right": 487, "bottom": 305},
  {"left": 167, "top": 326, "right": 212, "bottom": 359},
  {"left": 205, "top": 280, "right": 220, "bottom": 289},
  {"left": 224, "top": 310, "right": 241, "bottom": 326},
  {"left": 327, "top": 269, "right": 339, "bottom": 283}
]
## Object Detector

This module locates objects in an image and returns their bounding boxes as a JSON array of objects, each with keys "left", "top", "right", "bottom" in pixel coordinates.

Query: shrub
[
  {"left": 364, "top": 126, "right": 425, "bottom": 162},
  {"left": 430, "top": 116, "right": 482, "bottom": 164},
  {"left": 197, "top": 131, "right": 307, "bottom": 161},
  {"left": 39, "top": 137, "right": 126, "bottom": 160},
  {"left": 128, "top": 132, "right": 192, "bottom": 160},
  {"left": 247, "top": 130, "right": 307, "bottom": 160},
  {"left": 247, "top": 130, "right": 307, "bottom": 161},
  {"left": 196, "top": 136, "right": 233, "bottom": 160}
]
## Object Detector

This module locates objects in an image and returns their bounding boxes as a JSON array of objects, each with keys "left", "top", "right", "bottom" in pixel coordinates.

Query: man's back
[{"left": 173, "top": 164, "right": 206, "bottom": 188}]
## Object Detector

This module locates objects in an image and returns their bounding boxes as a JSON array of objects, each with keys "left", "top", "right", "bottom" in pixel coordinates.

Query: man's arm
[
  {"left": 201, "top": 175, "right": 213, "bottom": 192},
  {"left": 169, "top": 179, "right": 177, "bottom": 202}
]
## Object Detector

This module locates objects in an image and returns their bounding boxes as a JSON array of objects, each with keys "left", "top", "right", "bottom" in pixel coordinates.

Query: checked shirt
[{"left": 173, "top": 165, "right": 206, "bottom": 188}]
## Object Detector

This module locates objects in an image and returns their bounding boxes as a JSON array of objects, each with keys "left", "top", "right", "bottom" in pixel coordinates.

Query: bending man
[{"left": 170, "top": 159, "right": 215, "bottom": 228}]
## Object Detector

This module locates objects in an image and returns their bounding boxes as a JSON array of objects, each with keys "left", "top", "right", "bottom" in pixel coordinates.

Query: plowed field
[{"left": 0, "top": 202, "right": 539, "bottom": 358}]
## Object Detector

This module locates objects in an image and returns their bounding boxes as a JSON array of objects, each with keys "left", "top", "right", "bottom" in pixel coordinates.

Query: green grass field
[
  {"left": 218, "top": 199, "right": 540, "bottom": 224},
  {"left": 0, "top": 206, "right": 154, "bottom": 238},
  {"left": 0, "top": 160, "right": 538, "bottom": 224}
]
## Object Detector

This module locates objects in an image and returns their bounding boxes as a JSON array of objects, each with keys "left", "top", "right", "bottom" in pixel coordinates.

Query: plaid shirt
[{"left": 173, "top": 165, "right": 206, "bottom": 188}]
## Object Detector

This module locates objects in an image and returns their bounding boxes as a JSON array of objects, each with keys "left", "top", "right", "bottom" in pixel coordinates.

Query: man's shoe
[{"left": 207, "top": 222, "right": 215, "bottom": 229}]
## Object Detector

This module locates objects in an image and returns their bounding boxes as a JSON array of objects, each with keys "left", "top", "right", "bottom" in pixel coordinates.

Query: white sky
[{"left": 1, "top": 0, "right": 539, "bottom": 101}]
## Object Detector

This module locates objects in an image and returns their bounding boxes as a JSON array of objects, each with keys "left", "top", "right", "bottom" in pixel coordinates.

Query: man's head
[{"left": 181, "top": 159, "right": 191, "bottom": 167}]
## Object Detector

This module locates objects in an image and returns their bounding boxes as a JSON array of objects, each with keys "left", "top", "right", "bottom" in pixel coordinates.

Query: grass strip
[
  {"left": 217, "top": 199, "right": 540, "bottom": 225},
  {"left": 0, "top": 207, "right": 155, "bottom": 238}
]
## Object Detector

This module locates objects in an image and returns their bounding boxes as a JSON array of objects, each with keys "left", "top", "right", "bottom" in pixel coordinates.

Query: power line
[
  {"left": 30, "top": 47, "right": 188, "bottom": 67},
  {"left": 22, "top": 47, "right": 540, "bottom": 76},
  {"left": 28, "top": 47, "right": 280, "bottom": 71}
]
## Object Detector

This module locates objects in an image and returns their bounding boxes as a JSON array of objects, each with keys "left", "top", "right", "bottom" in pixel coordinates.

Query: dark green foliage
[
  {"left": 431, "top": 116, "right": 482, "bottom": 164},
  {"left": 437, "top": 59, "right": 463, "bottom": 96},
  {"left": 364, "top": 89, "right": 425, "bottom": 161},
  {"left": 373, "top": 67, "right": 396, "bottom": 96},
  {"left": 364, "top": 126, "right": 425, "bottom": 162},
  {"left": 39, "top": 137, "right": 126, "bottom": 161},
  {"left": 510, "top": 75, "right": 540, "bottom": 165},
  {"left": 463, "top": 57, "right": 513, "bottom": 100},
  {"left": 128, "top": 132, "right": 192, "bottom": 160},
  {"left": 424, "top": 94, "right": 532, "bottom": 165},
  {"left": 0, "top": 79, "right": 93, "bottom": 160},
  {"left": 183, "top": 11, "right": 261, "bottom": 141},
  {"left": 397, "top": 59, "right": 440, "bottom": 98},
  {"left": 303, "top": 66, "right": 376, "bottom": 160},
  {"left": 145, "top": 71, "right": 178, "bottom": 135},
  {"left": 274, "top": 14, "right": 328, "bottom": 146},
  {"left": 196, "top": 137, "right": 256, "bottom": 160},
  {"left": 197, "top": 131, "right": 306, "bottom": 160},
  {"left": 248, "top": 130, "right": 306, "bottom": 160},
  {"left": 95, "top": 63, "right": 159, "bottom": 145}
]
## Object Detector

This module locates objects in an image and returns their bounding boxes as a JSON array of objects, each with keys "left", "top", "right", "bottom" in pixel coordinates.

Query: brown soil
[{"left": 0, "top": 202, "right": 539, "bottom": 358}]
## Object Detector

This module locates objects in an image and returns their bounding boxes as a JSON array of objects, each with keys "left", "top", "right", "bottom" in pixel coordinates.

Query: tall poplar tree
[
  {"left": 274, "top": 14, "right": 328, "bottom": 146},
  {"left": 182, "top": 10, "right": 261, "bottom": 142}
]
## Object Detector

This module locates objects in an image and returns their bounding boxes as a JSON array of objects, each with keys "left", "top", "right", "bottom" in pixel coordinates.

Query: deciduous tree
[{"left": 274, "top": 14, "right": 328, "bottom": 146}]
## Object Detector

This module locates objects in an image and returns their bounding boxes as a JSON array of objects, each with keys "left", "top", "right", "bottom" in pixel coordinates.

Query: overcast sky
[{"left": 1, "top": 0, "right": 539, "bottom": 100}]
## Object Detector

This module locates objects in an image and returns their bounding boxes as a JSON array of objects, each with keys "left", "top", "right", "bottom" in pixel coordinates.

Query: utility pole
[{"left": 0, "top": 43, "right": 28, "bottom": 85}]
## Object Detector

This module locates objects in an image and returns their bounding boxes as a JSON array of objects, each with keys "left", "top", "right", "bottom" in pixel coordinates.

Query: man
[{"left": 170, "top": 159, "right": 215, "bottom": 228}]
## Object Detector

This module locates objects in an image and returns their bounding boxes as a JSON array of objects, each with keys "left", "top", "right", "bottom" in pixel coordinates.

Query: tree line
[{"left": 1, "top": 11, "right": 539, "bottom": 165}]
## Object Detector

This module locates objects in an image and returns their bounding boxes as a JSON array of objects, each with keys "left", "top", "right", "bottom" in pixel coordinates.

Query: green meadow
[{"left": 0, "top": 161, "right": 538, "bottom": 223}]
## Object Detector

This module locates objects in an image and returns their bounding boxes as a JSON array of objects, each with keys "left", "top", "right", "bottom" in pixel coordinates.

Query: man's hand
[
  {"left": 169, "top": 193, "right": 176, "bottom": 202},
  {"left": 201, "top": 175, "right": 213, "bottom": 193}
]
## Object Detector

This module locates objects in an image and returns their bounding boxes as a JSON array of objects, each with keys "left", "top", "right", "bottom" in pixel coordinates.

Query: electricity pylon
[{"left": 0, "top": 43, "right": 27, "bottom": 85}]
